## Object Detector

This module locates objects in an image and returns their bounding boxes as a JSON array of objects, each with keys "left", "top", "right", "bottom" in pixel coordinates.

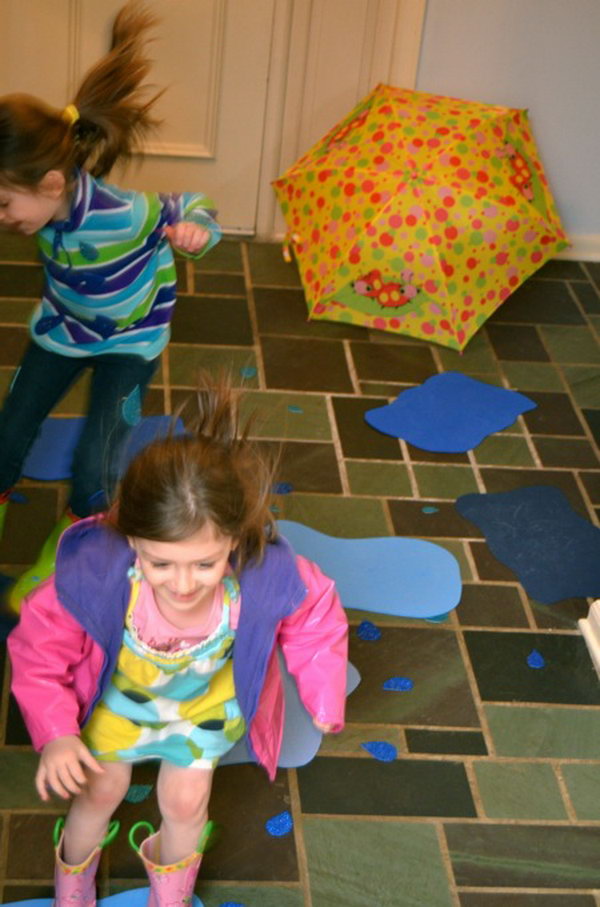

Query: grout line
[
  {"left": 342, "top": 339, "right": 362, "bottom": 395},
  {"left": 552, "top": 761, "right": 578, "bottom": 822},
  {"left": 325, "top": 395, "right": 350, "bottom": 496},
  {"left": 240, "top": 241, "right": 266, "bottom": 390},
  {"left": 435, "top": 821, "right": 462, "bottom": 907},
  {"left": 287, "top": 769, "right": 313, "bottom": 907}
]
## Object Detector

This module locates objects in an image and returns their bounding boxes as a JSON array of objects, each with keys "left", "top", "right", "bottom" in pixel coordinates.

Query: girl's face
[
  {"left": 131, "top": 522, "right": 236, "bottom": 627},
  {"left": 0, "top": 171, "right": 69, "bottom": 235}
]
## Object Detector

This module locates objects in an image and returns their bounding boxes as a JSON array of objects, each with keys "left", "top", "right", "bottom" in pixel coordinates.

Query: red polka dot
[
  {"left": 318, "top": 170, "right": 330, "bottom": 182},
  {"left": 389, "top": 214, "right": 403, "bottom": 228},
  {"left": 506, "top": 219, "right": 520, "bottom": 232},
  {"left": 440, "top": 319, "right": 452, "bottom": 331},
  {"left": 442, "top": 261, "right": 454, "bottom": 277},
  {"left": 390, "top": 318, "right": 400, "bottom": 329},
  {"left": 424, "top": 279, "right": 438, "bottom": 294},
  {"left": 330, "top": 245, "right": 340, "bottom": 259},
  {"left": 406, "top": 214, "right": 417, "bottom": 226},
  {"left": 370, "top": 193, "right": 381, "bottom": 204},
  {"left": 457, "top": 329, "right": 466, "bottom": 344},
  {"left": 435, "top": 208, "right": 449, "bottom": 223},
  {"left": 317, "top": 197, "right": 325, "bottom": 209},
  {"left": 456, "top": 168, "right": 470, "bottom": 180},
  {"left": 449, "top": 156, "right": 461, "bottom": 166},
  {"left": 372, "top": 130, "right": 385, "bottom": 142},
  {"left": 362, "top": 179, "right": 374, "bottom": 192},
  {"left": 344, "top": 183, "right": 356, "bottom": 197},
  {"left": 380, "top": 233, "right": 394, "bottom": 246},
  {"left": 467, "top": 257, "right": 477, "bottom": 269},
  {"left": 476, "top": 171, "right": 489, "bottom": 183},
  {"left": 422, "top": 322, "right": 435, "bottom": 335},
  {"left": 381, "top": 142, "right": 393, "bottom": 153},
  {"left": 311, "top": 229, "right": 320, "bottom": 243},
  {"left": 445, "top": 226, "right": 458, "bottom": 240}
]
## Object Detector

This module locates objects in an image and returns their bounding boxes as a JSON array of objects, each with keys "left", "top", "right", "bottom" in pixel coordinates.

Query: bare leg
[
  {"left": 62, "top": 761, "right": 132, "bottom": 864},
  {"left": 156, "top": 761, "right": 214, "bottom": 864}
]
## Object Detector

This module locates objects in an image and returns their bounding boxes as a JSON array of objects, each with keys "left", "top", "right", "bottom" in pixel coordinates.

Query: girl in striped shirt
[{"left": 0, "top": 1, "right": 221, "bottom": 610}]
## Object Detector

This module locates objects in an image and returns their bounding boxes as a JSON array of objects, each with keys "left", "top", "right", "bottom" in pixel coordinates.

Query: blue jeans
[{"left": 0, "top": 342, "right": 157, "bottom": 516}]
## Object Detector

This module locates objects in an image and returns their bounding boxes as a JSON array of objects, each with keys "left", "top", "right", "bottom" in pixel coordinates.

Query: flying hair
[
  {"left": 110, "top": 374, "right": 280, "bottom": 572},
  {"left": 0, "top": 0, "right": 162, "bottom": 187}
]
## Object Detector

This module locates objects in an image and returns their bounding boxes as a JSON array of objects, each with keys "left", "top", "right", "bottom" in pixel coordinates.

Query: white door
[
  {"left": 0, "top": 0, "right": 426, "bottom": 237},
  {"left": 0, "top": 0, "right": 276, "bottom": 233}
]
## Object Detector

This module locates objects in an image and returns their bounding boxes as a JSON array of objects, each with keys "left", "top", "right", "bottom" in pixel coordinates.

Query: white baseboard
[
  {"left": 578, "top": 600, "right": 600, "bottom": 679},
  {"left": 556, "top": 234, "right": 600, "bottom": 262},
  {"left": 261, "top": 231, "right": 600, "bottom": 263}
]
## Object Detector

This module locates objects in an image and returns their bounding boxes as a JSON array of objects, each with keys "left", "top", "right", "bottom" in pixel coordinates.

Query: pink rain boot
[
  {"left": 53, "top": 817, "right": 120, "bottom": 906},
  {"left": 129, "top": 820, "right": 215, "bottom": 906}
]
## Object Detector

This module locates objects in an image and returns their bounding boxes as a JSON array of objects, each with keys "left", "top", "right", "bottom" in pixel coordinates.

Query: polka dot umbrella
[{"left": 272, "top": 84, "right": 568, "bottom": 351}]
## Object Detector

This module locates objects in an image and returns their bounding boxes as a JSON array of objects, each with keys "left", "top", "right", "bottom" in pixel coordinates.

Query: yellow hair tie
[{"left": 61, "top": 104, "right": 80, "bottom": 126}]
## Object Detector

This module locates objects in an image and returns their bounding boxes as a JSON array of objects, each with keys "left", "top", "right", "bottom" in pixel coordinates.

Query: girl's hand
[
  {"left": 36, "top": 735, "right": 104, "bottom": 802},
  {"left": 164, "top": 222, "right": 211, "bottom": 254},
  {"left": 313, "top": 719, "right": 334, "bottom": 734}
]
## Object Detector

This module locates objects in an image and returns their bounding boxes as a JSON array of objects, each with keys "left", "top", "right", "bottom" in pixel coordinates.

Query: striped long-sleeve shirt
[{"left": 31, "top": 169, "right": 221, "bottom": 360}]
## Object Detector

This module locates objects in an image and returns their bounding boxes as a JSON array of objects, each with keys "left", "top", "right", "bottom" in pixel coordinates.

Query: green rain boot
[{"left": 8, "top": 509, "right": 79, "bottom": 614}]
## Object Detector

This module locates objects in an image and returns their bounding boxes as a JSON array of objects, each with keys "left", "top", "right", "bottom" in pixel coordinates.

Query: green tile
[
  {"left": 169, "top": 346, "right": 258, "bottom": 387},
  {"left": 303, "top": 817, "right": 454, "bottom": 907},
  {"left": 501, "top": 361, "right": 564, "bottom": 392},
  {"left": 0, "top": 751, "right": 57, "bottom": 810},
  {"left": 318, "top": 724, "right": 403, "bottom": 757},
  {"left": 485, "top": 704, "right": 600, "bottom": 758},
  {"left": 474, "top": 761, "right": 567, "bottom": 820},
  {"left": 538, "top": 325, "right": 600, "bottom": 364},
  {"left": 561, "top": 763, "right": 600, "bottom": 820},
  {"left": 346, "top": 460, "right": 412, "bottom": 497},
  {"left": 473, "top": 435, "right": 535, "bottom": 466},
  {"left": 0, "top": 298, "right": 35, "bottom": 324},
  {"left": 275, "top": 495, "right": 388, "bottom": 537},
  {"left": 562, "top": 365, "right": 600, "bottom": 408},
  {"left": 247, "top": 241, "right": 301, "bottom": 287},
  {"left": 240, "top": 391, "right": 331, "bottom": 441},
  {"left": 438, "top": 332, "right": 501, "bottom": 376},
  {"left": 413, "top": 465, "right": 479, "bottom": 499}
]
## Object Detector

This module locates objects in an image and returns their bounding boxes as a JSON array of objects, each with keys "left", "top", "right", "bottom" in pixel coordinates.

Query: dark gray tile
[
  {"left": 332, "top": 396, "right": 403, "bottom": 460},
  {"left": 254, "top": 287, "right": 365, "bottom": 339},
  {"left": 459, "top": 892, "right": 596, "bottom": 906},
  {"left": 271, "top": 440, "right": 342, "bottom": 494},
  {"left": 0, "top": 326, "right": 29, "bottom": 366},
  {"left": 522, "top": 391, "right": 586, "bottom": 436},
  {"left": 485, "top": 324, "right": 550, "bottom": 361},
  {"left": 194, "top": 272, "right": 246, "bottom": 295},
  {"left": 298, "top": 756, "right": 476, "bottom": 817},
  {"left": 171, "top": 296, "right": 253, "bottom": 345},
  {"left": 0, "top": 263, "right": 43, "bottom": 297},
  {"left": 347, "top": 627, "right": 480, "bottom": 727},
  {"left": 464, "top": 630, "right": 600, "bottom": 705},
  {"left": 261, "top": 336, "right": 353, "bottom": 392},
  {"left": 350, "top": 341, "right": 437, "bottom": 383},
  {"left": 489, "top": 279, "right": 585, "bottom": 324},
  {"left": 456, "top": 584, "right": 528, "bottom": 628},
  {"left": 389, "top": 500, "right": 482, "bottom": 539},
  {"left": 534, "top": 437, "right": 599, "bottom": 468},
  {"left": 469, "top": 542, "right": 519, "bottom": 582},
  {"left": 446, "top": 823, "right": 600, "bottom": 887},
  {"left": 405, "top": 729, "right": 487, "bottom": 756}
]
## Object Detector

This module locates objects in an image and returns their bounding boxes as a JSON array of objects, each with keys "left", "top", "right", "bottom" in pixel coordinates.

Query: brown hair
[
  {"left": 110, "top": 376, "right": 280, "bottom": 571},
  {"left": 0, "top": 0, "right": 162, "bottom": 188}
]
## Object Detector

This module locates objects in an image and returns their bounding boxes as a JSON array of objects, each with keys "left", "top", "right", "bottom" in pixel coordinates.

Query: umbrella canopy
[{"left": 273, "top": 84, "right": 568, "bottom": 351}]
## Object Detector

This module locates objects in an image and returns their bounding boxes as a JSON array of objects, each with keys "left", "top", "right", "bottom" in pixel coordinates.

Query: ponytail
[{"left": 0, "top": 0, "right": 161, "bottom": 187}]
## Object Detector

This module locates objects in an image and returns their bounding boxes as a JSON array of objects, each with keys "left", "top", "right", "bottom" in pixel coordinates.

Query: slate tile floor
[{"left": 0, "top": 234, "right": 599, "bottom": 906}]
